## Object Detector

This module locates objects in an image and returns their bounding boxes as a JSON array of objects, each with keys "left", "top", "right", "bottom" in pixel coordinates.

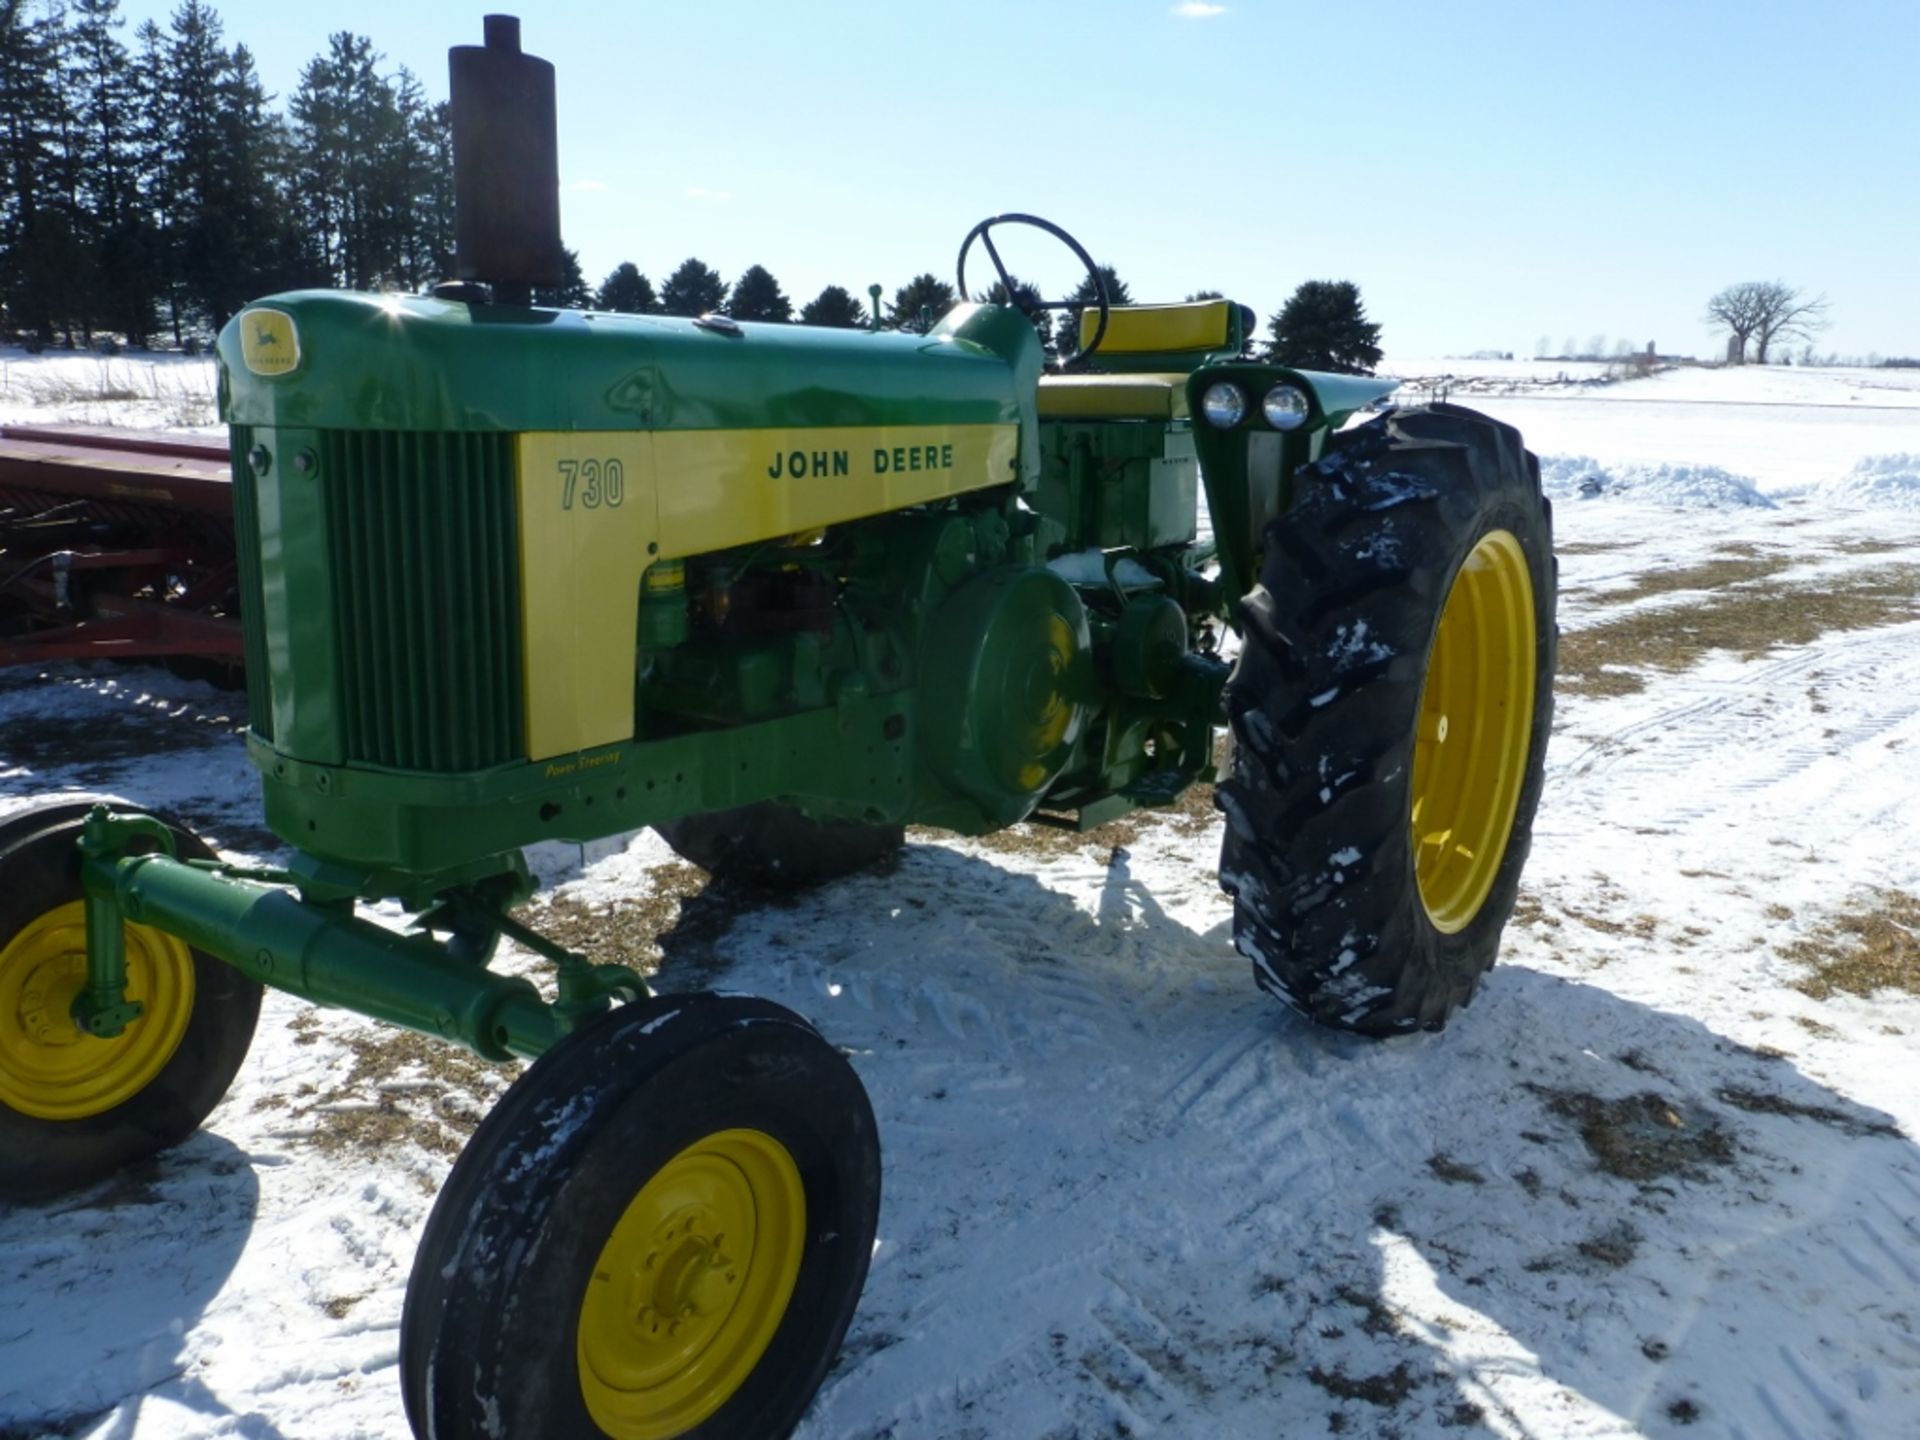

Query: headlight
[
  {"left": 1201, "top": 382, "right": 1246, "bottom": 428},
  {"left": 1262, "top": 384, "right": 1311, "bottom": 431}
]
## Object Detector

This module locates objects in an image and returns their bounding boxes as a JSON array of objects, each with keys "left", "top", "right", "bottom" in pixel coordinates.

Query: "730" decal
[{"left": 557, "top": 458, "right": 626, "bottom": 510}]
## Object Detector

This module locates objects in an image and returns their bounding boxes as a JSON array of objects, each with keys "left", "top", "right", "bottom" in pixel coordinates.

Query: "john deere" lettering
[{"left": 766, "top": 442, "right": 957, "bottom": 480}]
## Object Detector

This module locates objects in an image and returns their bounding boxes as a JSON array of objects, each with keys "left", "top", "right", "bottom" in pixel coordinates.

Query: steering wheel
[{"left": 955, "top": 213, "right": 1109, "bottom": 368}]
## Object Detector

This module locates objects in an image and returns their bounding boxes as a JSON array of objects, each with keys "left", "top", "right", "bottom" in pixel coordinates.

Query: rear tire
[
  {"left": 1216, "top": 405, "right": 1556, "bottom": 1035},
  {"left": 0, "top": 800, "right": 263, "bottom": 1202},
  {"left": 657, "top": 803, "right": 902, "bottom": 890},
  {"left": 400, "top": 992, "right": 882, "bottom": 1440}
]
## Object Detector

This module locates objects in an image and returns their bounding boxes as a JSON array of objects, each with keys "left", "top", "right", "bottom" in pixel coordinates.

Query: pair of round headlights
[{"left": 1201, "top": 381, "right": 1311, "bottom": 432}]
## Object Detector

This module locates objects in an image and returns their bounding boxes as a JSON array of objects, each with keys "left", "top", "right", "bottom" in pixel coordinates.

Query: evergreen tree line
[
  {"left": 0, "top": 0, "right": 451, "bottom": 348},
  {"left": 596, "top": 259, "right": 1384, "bottom": 375},
  {"left": 0, "top": 1, "right": 1385, "bottom": 373}
]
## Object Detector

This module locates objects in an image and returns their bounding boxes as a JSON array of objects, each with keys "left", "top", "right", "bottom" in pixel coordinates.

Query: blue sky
[{"left": 119, "top": 1, "right": 1918, "bottom": 359}]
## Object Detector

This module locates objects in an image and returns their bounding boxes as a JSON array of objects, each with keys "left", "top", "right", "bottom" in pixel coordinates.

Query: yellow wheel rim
[
  {"left": 1410, "top": 530, "right": 1537, "bottom": 934},
  {"left": 0, "top": 900, "right": 196, "bottom": 1119},
  {"left": 577, "top": 1128, "right": 807, "bottom": 1439}
]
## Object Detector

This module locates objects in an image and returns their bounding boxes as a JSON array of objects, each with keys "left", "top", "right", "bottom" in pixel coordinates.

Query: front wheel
[
  {"left": 400, "top": 992, "right": 882, "bottom": 1440},
  {"left": 1216, "top": 404, "right": 1557, "bottom": 1035},
  {"left": 0, "top": 800, "right": 264, "bottom": 1202}
]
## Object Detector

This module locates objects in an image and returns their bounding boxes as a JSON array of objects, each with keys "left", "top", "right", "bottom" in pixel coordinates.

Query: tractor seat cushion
[
  {"left": 1036, "top": 373, "right": 1190, "bottom": 421},
  {"left": 1079, "top": 299, "right": 1234, "bottom": 356}
]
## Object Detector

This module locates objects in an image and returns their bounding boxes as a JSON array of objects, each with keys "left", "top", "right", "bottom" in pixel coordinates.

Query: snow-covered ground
[
  {"left": 5, "top": 362, "right": 1920, "bottom": 1439},
  {"left": 0, "top": 348, "right": 222, "bottom": 434}
]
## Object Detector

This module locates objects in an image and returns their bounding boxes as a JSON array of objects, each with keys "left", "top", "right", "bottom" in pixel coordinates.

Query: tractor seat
[
  {"left": 1036, "top": 299, "right": 1245, "bottom": 420},
  {"left": 1082, "top": 299, "right": 1239, "bottom": 357},
  {"left": 1036, "top": 372, "right": 1189, "bottom": 420}
]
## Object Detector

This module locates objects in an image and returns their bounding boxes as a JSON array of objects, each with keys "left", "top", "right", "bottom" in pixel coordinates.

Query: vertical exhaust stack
[{"left": 448, "top": 15, "right": 564, "bottom": 305}]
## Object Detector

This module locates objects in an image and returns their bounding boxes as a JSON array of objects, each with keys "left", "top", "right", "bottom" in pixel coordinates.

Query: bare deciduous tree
[
  {"left": 1707, "top": 280, "right": 1828, "bottom": 365},
  {"left": 1750, "top": 282, "right": 1828, "bottom": 365},
  {"left": 1705, "top": 281, "right": 1768, "bottom": 364}
]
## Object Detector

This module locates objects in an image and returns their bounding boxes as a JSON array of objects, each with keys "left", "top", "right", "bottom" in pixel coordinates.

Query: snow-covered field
[
  {"left": 0, "top": 348, "right": 221, "bottom": 434},
  {"left": 6, "top": 360, "right": 1920, "bottom": 1438}
]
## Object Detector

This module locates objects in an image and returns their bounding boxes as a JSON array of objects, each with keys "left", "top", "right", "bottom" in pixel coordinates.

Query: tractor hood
[{"left": 217, "top": 291, "right": 1042, "bottom": 438}]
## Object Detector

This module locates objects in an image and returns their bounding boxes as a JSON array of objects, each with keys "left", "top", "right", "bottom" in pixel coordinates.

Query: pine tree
[
  {"left": 982, "top": 275, "right": 1054, "bottom": 354},
  {"left": 289, "top": 33, "right": 413, "bottom": 291},
  {"left": 67, "top": 0, "right": 159, "bottom": 343},
  {"left": 532, "top": 246, "right": 590, "bottom": 307},
  {"left": 887, "top": 273, "right": 955, "bottom": 334},
  {"left": 0, "top": 1, "right": 75, "bottom": 344},
  {"left": 799, "top": 284, "right": 866, "bottom": 329},
  {"left": 1266, "top": 279, "right": 1382, "bottom": 375},
  {"left": 392, "top": 69, "right": 450, "bottom": 289},
  {"left": 1057, "top": 263, "right": 1131, "bottom": 359},
  {"left": 659, "top": 256, "right": 725, "bottom": 317},
  {"left": 204, "top": 43, "right": 299, "bottom": 323},
  {"left": 724, "top": 263, "right": 790, "bottom": 322},
  {"left": 126, "top": 17, "right": 173, "bottom": 336},
  {"left": 595, "top": 261, "right": 657, "bottom": 313}
]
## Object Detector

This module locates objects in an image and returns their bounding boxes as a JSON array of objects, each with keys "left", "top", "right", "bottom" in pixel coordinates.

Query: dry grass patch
[
  {"left": 1716, "top": 1084, "right": 1902, "bottom": 1140},
  {"left": 1526, "top": 1086, "right": 1737, "bottom": 1184},
  {"left": 288, "top": 1018, "right": 508, "bottom": 1166},
  {"left": 1554, "top": 540, "right": 1636, "bottom": 556},
  {"left": 1559, "top": 563, "right": 1920, "bottom": 695},
  {"left": 1785, "top": 889, "right": 1920, "bottom": 1002},
  {"left": 1593, "top": 552, "right": 1791, "bottom": 607},
  {"left": 515, "top": 860, "right": 710, "bottom": 979},
  {"left": 1426, "top": 1153, "right": 1486, "bottom": 1186}
]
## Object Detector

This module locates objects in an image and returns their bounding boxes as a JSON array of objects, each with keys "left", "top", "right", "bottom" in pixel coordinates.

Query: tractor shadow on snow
[
  {"left": 0, "top": 1133, "right": 288, "bottom": 1440},
  {"left": 651, "top": 839, "right": 1918, "bottom": 1439}
]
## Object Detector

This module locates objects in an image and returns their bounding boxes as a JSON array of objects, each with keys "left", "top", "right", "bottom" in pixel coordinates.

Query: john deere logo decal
[{"left": 240, "top": 308, "right": 300, "bottom": 376}]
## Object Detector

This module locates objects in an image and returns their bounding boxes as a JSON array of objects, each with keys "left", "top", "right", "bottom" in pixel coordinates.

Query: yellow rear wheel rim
[
  {"left": 0, "top": 900, "right": 196, "bottom": 1119},
  {"left": 577, "top": 1127, "right": 807, "bottom": 1439},
  {"left": 1410, "top": 530, "right": 1537, "bottom": 934}
]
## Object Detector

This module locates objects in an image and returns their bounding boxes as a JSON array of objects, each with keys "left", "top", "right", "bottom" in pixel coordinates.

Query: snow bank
[
  {"left": 1804, "top": 453, "right": 1920, "bottom": 511},
  {"left": 1538, "top": 453, "right": 1775, "bottom": 509}
]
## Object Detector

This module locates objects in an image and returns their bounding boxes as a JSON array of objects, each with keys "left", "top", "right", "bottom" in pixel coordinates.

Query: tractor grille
[
  {"left": 321, "top": 431, "right": 524, "bottom": 771},
  {"left": 230, "top": 427, "right": 525, "bottom": 770}
]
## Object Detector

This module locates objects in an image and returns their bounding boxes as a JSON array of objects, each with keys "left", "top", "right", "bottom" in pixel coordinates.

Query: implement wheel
[
  {"left": 400, "top": 992, "right": 881, "bottom": 1440},
  {"left": 0, "top": 800, "right": 263, "bottom": 1202},
  {"left": 657, "top": 803, "right": 902, "bottom": 890},
  {"left": 1216, "top": 405, "right": 1556, "bottom": 1035}
]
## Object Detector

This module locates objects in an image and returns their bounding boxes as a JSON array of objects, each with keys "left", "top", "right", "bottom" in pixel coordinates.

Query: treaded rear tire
[
  {"left": 1216, "top": 405, "right": 1556, "bottom": 1036},
  {"left": 657, "top": 803, "right": 903, "bottom": 890}
]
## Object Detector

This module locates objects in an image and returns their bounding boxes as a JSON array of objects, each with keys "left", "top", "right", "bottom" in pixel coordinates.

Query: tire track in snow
[{"left": 1552, "top": 623, "right": 1920, "bottom": 835}]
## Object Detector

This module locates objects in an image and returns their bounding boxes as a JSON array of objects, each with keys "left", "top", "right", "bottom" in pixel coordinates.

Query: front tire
[
  {"left": 0, "top": 801, "right": 264, "bottom": 1202},
  {"left": 400, "top": 992, "right": 882, "bottom": 1440},
  {"left": 1216, "top": 405, "right": 1556, "bottom": 1035}
]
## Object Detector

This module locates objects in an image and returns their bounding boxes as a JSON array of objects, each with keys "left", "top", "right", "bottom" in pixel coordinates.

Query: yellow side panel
[
  {"left": 516, "top": 433, "right": 659, "bottom": 761},
  {"left": 516, "top": 422, "right": 1015, "bottom": 760},
  {"left": 654, "top": 423, "right": 1017, "bottom": 558},
  {"left": 1082, "top": 300, "right": 1232, "bottom": 355}
]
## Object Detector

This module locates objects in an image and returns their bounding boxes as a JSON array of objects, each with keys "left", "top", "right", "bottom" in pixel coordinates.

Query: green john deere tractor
[{"left": 0, "top": 16, "right": 1555, "bottom": 1439}]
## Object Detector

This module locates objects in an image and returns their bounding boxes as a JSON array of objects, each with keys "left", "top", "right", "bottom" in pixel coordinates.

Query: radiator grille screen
[{"left": 321, "top": 431, "right": 524, "bottom": 771}]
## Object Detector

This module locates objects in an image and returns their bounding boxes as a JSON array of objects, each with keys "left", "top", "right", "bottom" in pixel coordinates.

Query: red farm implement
[{"left": 0, "top": 425, "right": 240, "bottom": 675}]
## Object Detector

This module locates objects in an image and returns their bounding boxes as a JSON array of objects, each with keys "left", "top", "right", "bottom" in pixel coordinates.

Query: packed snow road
[{"left": 4, "top": 361, "right": 1920, "bottom": 1438}]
